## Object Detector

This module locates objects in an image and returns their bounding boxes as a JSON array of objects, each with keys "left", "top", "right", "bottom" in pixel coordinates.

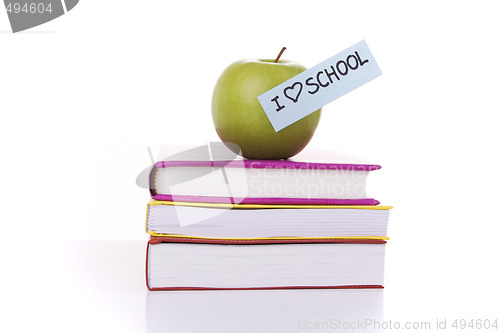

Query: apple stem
[{"left": 274, "top": 47, "right": 286, "bottom": 63}]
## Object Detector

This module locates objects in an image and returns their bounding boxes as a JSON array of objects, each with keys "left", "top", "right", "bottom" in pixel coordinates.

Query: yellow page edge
[
  {"left": 147, "top": 199, "right": 393, "bottom": 210},
  {"left": 147, "top": 231, "right": 390, "bottom": 241}
]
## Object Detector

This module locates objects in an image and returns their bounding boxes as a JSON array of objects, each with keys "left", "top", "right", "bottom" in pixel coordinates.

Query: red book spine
[{"left": 145, "top": 236, "right": 385, "bottom": 291}]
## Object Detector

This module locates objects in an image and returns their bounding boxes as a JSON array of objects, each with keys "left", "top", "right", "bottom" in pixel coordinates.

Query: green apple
[{"left": 212, "top": 58, "right": 321, "bottom": 159}]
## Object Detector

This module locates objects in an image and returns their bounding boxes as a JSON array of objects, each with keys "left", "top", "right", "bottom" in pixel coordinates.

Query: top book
[{"left": 148, "top": 144, "right": 381, "bottom": 205}]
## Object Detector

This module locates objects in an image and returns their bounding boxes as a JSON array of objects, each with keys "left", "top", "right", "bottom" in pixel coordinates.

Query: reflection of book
[
  {"left": 146, "top": 236, "right": 386, "bottom": 291},
  {"left": 149, "top": 147, "right": 382, "bottom": 205},
  {"left": 146, "top": 200, "right": 392, "bottom": 238},
  {"left": 146, "top": 288, "right": 384, "bottom": 333}
]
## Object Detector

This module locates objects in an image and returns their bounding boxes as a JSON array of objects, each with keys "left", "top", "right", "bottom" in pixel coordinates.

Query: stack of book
[{"left": 143, "top": 145, "right": 392, "bottom": 290}]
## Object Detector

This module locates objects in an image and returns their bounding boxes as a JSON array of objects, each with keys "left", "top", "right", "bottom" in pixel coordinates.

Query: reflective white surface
[
  {"left": 3, "top": 240, "right": 495, "bottom": 333},
  {"left": 67, "top": 241, "right": 385, "bottom": 333}
]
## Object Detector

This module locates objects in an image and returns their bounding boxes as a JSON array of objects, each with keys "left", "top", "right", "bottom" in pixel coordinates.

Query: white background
[{"left": 1, "top": 1, "right": 499, "bottom": 332}]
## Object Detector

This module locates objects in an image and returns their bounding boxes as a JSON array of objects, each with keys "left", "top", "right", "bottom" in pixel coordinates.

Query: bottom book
[{"left": 146, "top": 236, "right": 386, "bottom": 291}]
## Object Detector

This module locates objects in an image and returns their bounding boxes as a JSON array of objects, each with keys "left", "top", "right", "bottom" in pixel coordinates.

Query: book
[
  {"left": 148, "top": 145, "right": 382, "bottom": 205},
  {"left": 146, "top": 200, "right": 392, "bottom": 239},
  {"left": 146, "top": 236, "right": 386, "bottom": 291}
]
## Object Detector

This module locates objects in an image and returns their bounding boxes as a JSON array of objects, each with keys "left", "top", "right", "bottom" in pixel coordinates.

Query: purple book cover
[{"left": 149, "top": 146, "right": 381, "bottom": 206}]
